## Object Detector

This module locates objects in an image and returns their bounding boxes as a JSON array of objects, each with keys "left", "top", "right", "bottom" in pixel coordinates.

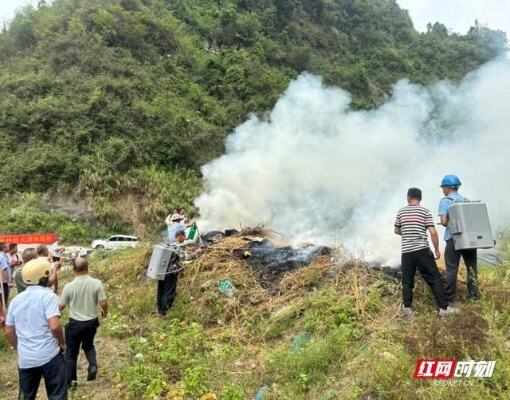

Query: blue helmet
[{"left": 440, "top": 174, "right": 462, "bottom": 187}]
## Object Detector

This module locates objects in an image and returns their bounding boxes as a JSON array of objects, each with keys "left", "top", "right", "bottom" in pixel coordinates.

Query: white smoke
[{"left": 195, "top": 57, "right": 510, "bottom": 264}]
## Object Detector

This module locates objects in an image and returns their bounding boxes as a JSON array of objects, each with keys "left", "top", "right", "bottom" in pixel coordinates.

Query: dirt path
[{"left": 0, "top": 332, "right": 128, "bottom": 400}]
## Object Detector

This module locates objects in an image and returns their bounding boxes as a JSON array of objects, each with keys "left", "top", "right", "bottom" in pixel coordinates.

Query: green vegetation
[
  {"left": 0, "top": 193, "right": 109, "bottom": 244},
  {"left": 0, "top": 0, "right": 506, "bottom": 237}
]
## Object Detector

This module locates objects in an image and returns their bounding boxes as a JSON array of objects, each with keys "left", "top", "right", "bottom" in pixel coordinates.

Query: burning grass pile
[{"left": 176, "top": 233, "right": 346, "bottom": 328}]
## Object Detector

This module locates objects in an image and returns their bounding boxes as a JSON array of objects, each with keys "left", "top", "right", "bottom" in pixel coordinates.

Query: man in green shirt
[
  {"left": 13, "top": 248, "right": 38, "bottom": 294},
  {"left": 59, "top": 257, "right": 108, "bottom": 388},
  {"left": 14, "top": 248, "right": 62, "bottom": 295}
]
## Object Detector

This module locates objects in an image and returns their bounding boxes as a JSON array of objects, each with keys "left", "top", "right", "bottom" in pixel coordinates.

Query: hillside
[
  {"left": 0, "top": 0, "right": 507, "bottom": 235},
  {"left": 1, "top": 232, "right": 508, "bottom": 399}
]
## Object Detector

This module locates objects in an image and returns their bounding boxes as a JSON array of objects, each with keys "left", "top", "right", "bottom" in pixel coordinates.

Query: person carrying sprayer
[
  {"left": 438, "top": 174, "right": 480, "bottom": 302},
  {"left": 394, "top": 188, "right": 457, "bottom": 316},
  {"left": 156, "top": 230, "right": 204, "bottom": 316}
]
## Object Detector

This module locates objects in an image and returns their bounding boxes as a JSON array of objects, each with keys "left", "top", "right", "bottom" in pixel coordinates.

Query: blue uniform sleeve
[
  {"left": 438, "top": 198, "right": 452, "bottom": 216},
  {"left": 5, "top": 301, "right": 16, "bottom": 326},
  {"left": 44, "top": 292, "right": 61, "bottom": 320},
  {"left": 0, "top": 254, "right": 9, "bottom": 270}
]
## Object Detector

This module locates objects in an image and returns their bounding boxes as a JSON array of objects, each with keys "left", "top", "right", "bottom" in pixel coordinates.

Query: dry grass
[
  {"left": 180, "top": 234, "right": 405, "bottom": 325},
  {"left": 263, "top": 253, "right": 346, "bottom": 312},
  {"left": 187, "top": 236, "right": 264, "bottom": 294}
]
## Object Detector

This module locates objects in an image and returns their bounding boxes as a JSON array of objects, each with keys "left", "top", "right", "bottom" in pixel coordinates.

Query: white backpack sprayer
[{"left": 447, "top": 201, "right": 495, "bottom": 250}]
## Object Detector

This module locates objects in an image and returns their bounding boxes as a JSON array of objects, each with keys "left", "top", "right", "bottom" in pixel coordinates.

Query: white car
[{"left": 91, "top": 235, "right": 139, "bottom": 250}]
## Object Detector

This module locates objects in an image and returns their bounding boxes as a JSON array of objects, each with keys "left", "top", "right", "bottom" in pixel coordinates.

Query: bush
[
  {"left": 221, "top": 383, "right": 245, "bottom": 400},
  {"left": 0, "top": 193, "right": 109, "bottom": 244},
  {"left": 266, "top": 325, "right": 353, "bottom": 395},
  {"left": 80, "top": 165, "right": 203, "bottom": 234},
  {"left": 125, "top": 362, "right": 167, "bottom": 399}
]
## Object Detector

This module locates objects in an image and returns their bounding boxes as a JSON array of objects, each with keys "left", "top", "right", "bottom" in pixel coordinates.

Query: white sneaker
[
  {"left": 402, "top": 307, "right": 414, "bottom": 316},
  {"left": 438, "top": 306, "right": 458, "bottom": 317}
]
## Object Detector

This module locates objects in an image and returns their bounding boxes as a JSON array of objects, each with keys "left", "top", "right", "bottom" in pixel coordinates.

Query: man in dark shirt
[
  {"left": 394, "top": 188, "right": 457, "bottom": 317},
  {"left": 13, "top": 248, "right": 38, "bottom": 294},
  {"left": 157, "top": 231, "right": 204, "bottom": 316}
]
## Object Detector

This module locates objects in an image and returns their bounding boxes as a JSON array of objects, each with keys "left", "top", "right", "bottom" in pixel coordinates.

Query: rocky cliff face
[{"left": 40, "top": 189, "right": 96, "bottom": 224}]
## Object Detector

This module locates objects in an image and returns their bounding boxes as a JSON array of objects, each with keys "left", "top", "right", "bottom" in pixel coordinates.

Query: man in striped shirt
[{"left": 394, "top": 188, "right": 456, "bottom": 316}]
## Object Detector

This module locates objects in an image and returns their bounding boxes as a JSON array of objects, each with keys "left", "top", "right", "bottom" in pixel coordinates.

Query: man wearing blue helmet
[{"left": 438, "top": 175, "right": 480, "bottom": 302}]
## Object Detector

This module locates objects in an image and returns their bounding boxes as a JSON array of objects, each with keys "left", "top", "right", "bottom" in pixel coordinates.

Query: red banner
[{"left": 0, "top": 233, "right": 57, "bottom": 245}]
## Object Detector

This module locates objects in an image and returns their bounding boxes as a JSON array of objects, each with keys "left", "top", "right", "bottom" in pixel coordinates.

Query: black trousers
[
  {"left": 65, "top": 318, "right": 99, "bottom": 384},
  {"left": 444, "top": 239, "right": 479, "bottom": 301},
  {"left": 401, "top": 248, "right": 448, "bottom": 309},
  {"left": 2, "top": 283, "right": 9, "bottom": 305},
  {"left": 157, "top": 272, "right": 178, "bottom": 316},
  {"left": 19, "top": 352, "right": 67, "bottom": 400}
]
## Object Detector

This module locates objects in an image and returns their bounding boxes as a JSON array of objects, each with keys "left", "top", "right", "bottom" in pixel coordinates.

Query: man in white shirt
[
  {"left": 166, "top": 214, "right": 187, "bottom": 244},
  {"left": 4, "top": 258, "right": 67, "bottom": 399}
]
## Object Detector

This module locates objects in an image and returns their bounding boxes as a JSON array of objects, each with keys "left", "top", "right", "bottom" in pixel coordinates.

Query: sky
[
  {"left": 1, "top": 0, "right": 509, "bottom": 39},
  {"left": 0, "top": 0, "right": 39, "bottom": 25},
  {"left": 397, "top": 0, "right": 510, "bottom": 38}
]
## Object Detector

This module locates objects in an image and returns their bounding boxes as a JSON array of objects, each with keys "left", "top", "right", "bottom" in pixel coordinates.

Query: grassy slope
[{"left": 1, "top": 238, "right": 509, "bottom": 399}]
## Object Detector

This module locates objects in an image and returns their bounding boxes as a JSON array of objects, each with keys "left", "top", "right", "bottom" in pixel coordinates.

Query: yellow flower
[{"left": 166, "top": 387, "right": 186, "bottom": 399}]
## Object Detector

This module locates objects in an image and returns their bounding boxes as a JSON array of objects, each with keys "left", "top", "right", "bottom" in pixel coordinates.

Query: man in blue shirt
[
  {"left": 438, "top": 175, "right": 480, "bottom": 302},
  {"left": 166, "top": 214, "right": 187, "bottom": 244},
  {"left": 0, "top": 242, "right": 11, "bottom": 307},
  {"left": 4, "top": 258, "right": 68, "bottom": 399}
]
